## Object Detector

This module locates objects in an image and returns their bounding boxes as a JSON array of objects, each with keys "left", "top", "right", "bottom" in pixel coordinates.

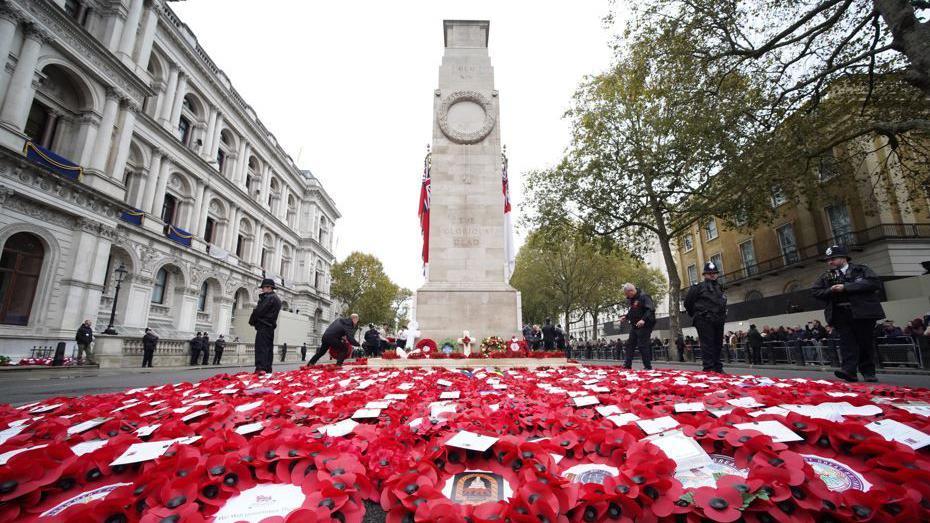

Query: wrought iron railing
[{"left": 685, "top": 223, "right": 930, "bottom": 290}]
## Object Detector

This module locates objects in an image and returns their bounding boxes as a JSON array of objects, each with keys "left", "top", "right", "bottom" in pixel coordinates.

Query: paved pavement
[
  {"left": 1, "top": 359, "right": 928, "bottom": 406},
  {"left": 585, "top": 360, "right": 930, "bottom": 388},
  {"left": 0, "top": 362, "right": 311, "bottom": 406}
]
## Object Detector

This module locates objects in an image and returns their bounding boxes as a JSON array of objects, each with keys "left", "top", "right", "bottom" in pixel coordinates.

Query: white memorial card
[
  {"left": 445, "top": 431, "right": 499, "bottom": 452},
  {"left": 734, "top": 420, "right": 803, "bottom": 443},
  {"left": 865, "top": 419, "right": 930, "bottom": 450},
  {"left": 636, "top": 416, "right": 680, "bottom": 435}
]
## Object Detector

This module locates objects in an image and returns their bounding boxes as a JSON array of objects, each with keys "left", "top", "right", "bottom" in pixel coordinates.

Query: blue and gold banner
[
  {"left": 165, "top": 224, "right": 192, "bottom": 247},
  {"left": 120, "top": 208, "right": 144, "bottom": 226},
  {"left": 23, "top": 141, "right": 83, "bottom": 181}
]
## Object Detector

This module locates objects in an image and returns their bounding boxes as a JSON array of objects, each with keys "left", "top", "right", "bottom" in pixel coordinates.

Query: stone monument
[{"left": 414, "top": 20, "right": 522, "bottom": 343}]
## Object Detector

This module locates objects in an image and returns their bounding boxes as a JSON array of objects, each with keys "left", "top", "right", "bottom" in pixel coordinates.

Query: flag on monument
[
  {"left": 502, "top": 150, "right": 515, "bottom": 279},
  {"left": 419, "top": 150, "right": 432, "bottom": 273}
]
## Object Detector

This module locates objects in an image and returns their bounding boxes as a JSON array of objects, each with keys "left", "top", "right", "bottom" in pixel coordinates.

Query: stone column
[
  {"left": 228, "top": 207, "right": 241, "bottom": 252},
  {"left": 140, "top": 147, "right": 162, "bottom": 211},
  {"left": 0, "top": 24, "right": 45, "bottom": 132},
  {"left": 120, "top": 273, "right": 153, "bottom": 330},
  {"left": 252, "top": 223, "right": 264, "bottom": 265},
  {"left": 238, "top": 142, "right": 251, "bottom": 184},
  {"left": 134, "top": 0, "right": 160, "bottom": 70},
  {"left": 0, "top": 6, "right": 22, "bottom": 104},
  {"left": 88, "top": 89, "right": 121, "bottom": 172},
  {"left": 76, "top": 112, "right": 101, "bottom": 166},
  {"left": 190, "top": 180, "right": 205, "bottom": 232},
  {"left": 150, "top": 157, "right": 172, "bottom": 217},
  {"left": 38, "top": 110, "right": 60, "bottom": 148},
  {"left": 60, "top": 220, "right": 114, "bottom": 331},
  {"left": 158, "top": 66, "right": 178, "bottom": 124},
  {"left": 109, "top": 99, "right": 140, "bottom": 182},
  {"left": 168, "top": 73, "right": 188, "bottom": 127},
  {"left": 260, "top": 165, "right": 271, "bottom": 206},
  {"left": 116, "top": 0, "right": 145, "bottom": 63},
  {"left": 209, "top": 113, "right": 224, "bottom": 159},
  {"left": 197, "top": 187, "right": 212, "bottom": 237},
  {"left": 202, "top": 105, "right": 217, "bottom": 157}
]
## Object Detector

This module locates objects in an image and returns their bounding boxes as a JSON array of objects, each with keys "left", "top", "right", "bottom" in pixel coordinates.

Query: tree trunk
[
  {"left": 658, "top": 235, "right": 684, "bottom": 360},
  {"left": 873, "top": 0, "right": 930, "bottom": 94}
]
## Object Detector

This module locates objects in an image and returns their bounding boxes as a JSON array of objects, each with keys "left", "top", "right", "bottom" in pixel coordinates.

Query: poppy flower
[{"left": 693, "top": 484, "right": 744, "bottom": 522}]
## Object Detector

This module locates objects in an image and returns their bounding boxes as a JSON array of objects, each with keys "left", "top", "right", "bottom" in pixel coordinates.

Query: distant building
[
  {"left": 0, "top": 0, "right": 339, "bottom": 357},
  {"left": 674, "top": 132, "right": 930, "bottom": 321}
]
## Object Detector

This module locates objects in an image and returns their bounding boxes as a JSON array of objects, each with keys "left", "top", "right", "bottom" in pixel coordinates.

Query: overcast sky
[{"left": 171, "top": 0, "right": 617, "bottom": 291}]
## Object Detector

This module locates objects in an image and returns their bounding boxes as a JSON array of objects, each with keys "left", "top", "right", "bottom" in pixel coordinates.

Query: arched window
[
  {"left": 0, "top": 233, "right": 44, "bottom": 325},
  {"left": 198, "top": 281, "right": 208, "bottom": 312},
  {"left": 152, "top": 268, "right": 168, "bottom": 304}
]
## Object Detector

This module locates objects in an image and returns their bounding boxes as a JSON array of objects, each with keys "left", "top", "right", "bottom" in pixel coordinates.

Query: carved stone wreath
[{"left": 437, "top": 90, "right": 495, "bottom": 144}]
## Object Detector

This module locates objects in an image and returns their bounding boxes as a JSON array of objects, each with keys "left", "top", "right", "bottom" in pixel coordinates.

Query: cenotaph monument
[{"left": 414, "top": 20, "right": 522, "bottom": 343}]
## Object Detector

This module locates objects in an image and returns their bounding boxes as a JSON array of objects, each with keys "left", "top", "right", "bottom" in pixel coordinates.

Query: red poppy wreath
[{"left": 0, "top": 365, "right": 928, "bottom": 522}]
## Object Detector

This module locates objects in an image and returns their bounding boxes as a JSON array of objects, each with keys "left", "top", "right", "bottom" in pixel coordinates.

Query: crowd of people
[{"left": 569, "top": 314, "right": 929, "bottom": 368}]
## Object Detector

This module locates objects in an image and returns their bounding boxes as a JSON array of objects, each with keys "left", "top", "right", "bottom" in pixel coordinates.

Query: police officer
[
  {"left": 684, "top": 261, "right": 728, "bottom": 373},
  {"left": 618, "top": 282, "right": 656, "bottom": 370},
  {"left": 811, "top": 245, "right": 884, "bottom": 383},
  {"left": 249, "top": 278, "right": 282, "bottom": 373}
]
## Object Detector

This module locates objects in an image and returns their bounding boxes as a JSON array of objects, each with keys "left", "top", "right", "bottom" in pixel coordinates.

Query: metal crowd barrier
[{"left": 875, "top": 336, "right": 923, "bottom": 368}]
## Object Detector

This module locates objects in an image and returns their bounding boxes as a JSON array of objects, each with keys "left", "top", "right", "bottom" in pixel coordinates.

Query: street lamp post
[{"left": 103, "top": 263, "right": 128, "bottom": 335}]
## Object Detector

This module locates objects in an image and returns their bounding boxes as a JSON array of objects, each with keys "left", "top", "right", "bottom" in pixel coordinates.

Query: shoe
[
  {"left": 834, "top": 370, "right": 858, "bottom": 382},
  {"left": 864, "top": 376, "right": 878, "bottom": 383}
]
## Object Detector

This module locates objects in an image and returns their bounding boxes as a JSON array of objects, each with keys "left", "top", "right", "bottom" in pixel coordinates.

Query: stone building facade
[
  {"left": 0, "top": 0, "right": 339, "bottom": 358},
  {"left": 674, "top": 134, "right": 930, "bottom": 308}
]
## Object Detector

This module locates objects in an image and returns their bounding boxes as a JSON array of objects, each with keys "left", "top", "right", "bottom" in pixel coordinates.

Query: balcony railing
[{"left": 693, "top": 223, "right": 930, "bottom": 290}]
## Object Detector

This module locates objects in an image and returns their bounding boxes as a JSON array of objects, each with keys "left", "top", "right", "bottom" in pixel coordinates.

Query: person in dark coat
[
  {"left": 541, "top": 319, "right": 556, "bottom": 350},
  {"left": 212, "top": 335, "right": 226, "bottom": 364},
  {"left": 684, "top": 262, "right": 728, "bottom": 373},
  {"left": 189, "top": 332, "right": 202, "bottom": 365},
  {"left": 554, "top": 325, "right": 566, "bottom": 351},
  {"left": 619, "top": 283, "right": 657, "bottom": 370},
  {"left": 747, "top": 324, "right": 763, "bottom": 365},
  {"left": 675, "top": 334, "right": 686, "bottom": 362},
  {"left": 300, "top": 343, "right": 307, "bottom": 361},
  {"left": 249, "top": 278, "right": 282, "bottom": 373},
  {"left": 811, "top": 245, "right": 885, "bottom": 383},
  {"left": 142, "top": 328, "right": 158, "bottom": 367},
  {"left": 200, "top": 333, "right": 210, "bottom": 365},
  {"left": 308, "top": 314, "right": 360, "bottom": 365},
  {"left": 363, "top": 324, "right": 380, "bottom": 357},
  {"left": 75, "top": 320, "right": 96, "bottom": 365},
  {"left": 279, "top": 342, "right": 288, "bottom": 363}
]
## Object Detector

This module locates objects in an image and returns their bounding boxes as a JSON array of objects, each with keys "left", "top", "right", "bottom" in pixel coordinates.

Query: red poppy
[{"left": 693, "top": 484, "right": 743, "bottom": 522}]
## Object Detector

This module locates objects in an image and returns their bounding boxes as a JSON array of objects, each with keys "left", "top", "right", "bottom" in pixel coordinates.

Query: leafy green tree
[
  {"left": 510, "top": 225, "right": 665, "bottom": 333},
  {"left": 330, "top": 252, "right": 400, "bottom": 327},
  {"left": 524, "top": 27, "right": 769, "bottom": 341},
  {"left": 626, "top": 0, "right": 930, "bottom": 201}
]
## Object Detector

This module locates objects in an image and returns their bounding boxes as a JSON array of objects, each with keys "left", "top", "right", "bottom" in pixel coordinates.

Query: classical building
[
  {"left": 673, "top": 132, "right": 930, "bottom": 320},
  {"left": 0, "top": 0, "right": 339, "bottom": 358}
]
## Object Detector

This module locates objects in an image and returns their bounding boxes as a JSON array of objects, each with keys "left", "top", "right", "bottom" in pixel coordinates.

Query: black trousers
[
  {"left": 279, "top": 347, "right": 286, "bottom": 362},
  {"left": 624, "top": 327, "right": 654, "bottom": 369},
  {"left": 189, "top": 348, "right": 199, "bottom": 365},
  {"left": 254, "top": 328, "right": 275, "bottom": 373},
  {"left": 142, "top": 349, "right": 154, "bottom": 367},
  {"left": 300, "top": 348, "right": 307, "bottom": 361},
  {"left": 833, "top": 311, "right": 877, "bottom": 378},
  {"left": 201, "top": 347, "right": 209, "bottom": 365},
  {"left": 309, "top": 336, "right": 346, "bottom": 365},
  {"left": 695, "top": 317, "right": 725, "bottom": 372},
  {"left": 750, "top": 344, "right": 762, "bottom": 365},
  {"left": 213, "top": 349, "right": 223, "bottom": 365}
]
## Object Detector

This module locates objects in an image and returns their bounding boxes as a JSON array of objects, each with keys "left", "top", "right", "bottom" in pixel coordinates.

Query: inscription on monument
[{"left": 456, "top": 64, "right": 493, "bottom": 79}]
